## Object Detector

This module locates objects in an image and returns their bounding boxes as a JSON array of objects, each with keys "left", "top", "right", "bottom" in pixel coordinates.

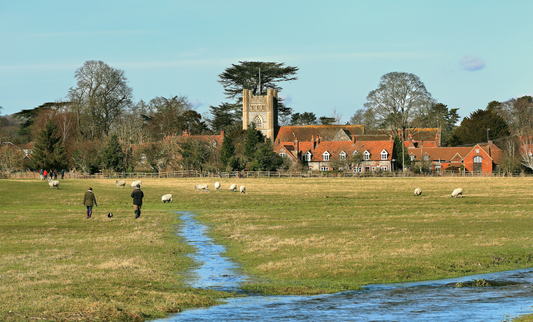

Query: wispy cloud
[
  {"left": 189, "top": 98, "right": 204, "bottom": 108},
  {"left": 279, "top": 94, "right": 292, "bottom": 105},
  {"left": 460, "top": 55, "right": 486, "bottom": 71}
]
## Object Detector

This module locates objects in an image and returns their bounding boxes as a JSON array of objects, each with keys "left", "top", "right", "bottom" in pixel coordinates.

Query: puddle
[{"left": 154, "top": 212, "right": 533, "bottom": 321}]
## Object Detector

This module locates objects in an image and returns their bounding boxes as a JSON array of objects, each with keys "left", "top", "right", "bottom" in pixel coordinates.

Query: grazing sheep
[
  {"left": 240, "top": 185, "right": 246, "bottom": 194},
  {"left": 451, "top": 188, "right": 463, "bottom": 198},
  {"left": 131, "top": 180, "right": 142, "bottom": 188},
  {"left": 195, "top": 184, "right": 209, "bottom": 192},
  {"left": 229, "top": 184, "right": 237, "bottom": 192},
  {"left": 115, "top": 180, "right": 126, "bottom": 188},
  {"left": 414, "top": 188, "right": 422, "bottom": 196},
  {"left": 161, "top": 194, "right": 173, "bottom": 203},
  {"left": 48, "top": 178, "right": 60, "bottom": 189},
  {"left": 214, "top": 182, "right": 221, "bottom": 190}
]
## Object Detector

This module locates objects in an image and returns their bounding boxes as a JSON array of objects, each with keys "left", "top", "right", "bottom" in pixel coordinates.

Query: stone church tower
[{"left": 242, "top": 88, "right": 278, "bottom": 139}]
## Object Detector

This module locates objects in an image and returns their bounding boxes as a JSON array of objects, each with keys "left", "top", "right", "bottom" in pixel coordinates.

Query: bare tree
[
  {"left": 364, "top": 72, "right": 435, "bottom": 139},
  {"left": 520, "top": 137, "right": 533, "bottom": 171},
  {"left": 0, "top": 144, "right": 24, "bottom": 173},
  {"left": 68, "top": 60, "right": 133, "bottom": 139},
  {"left": 497, "top": 96, "right": 533, "bottom": 137}
]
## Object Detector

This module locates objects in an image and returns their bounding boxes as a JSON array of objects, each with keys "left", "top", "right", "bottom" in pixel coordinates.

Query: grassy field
[{"left": 2, "top": 176, "right": 533, "bottom": 321}]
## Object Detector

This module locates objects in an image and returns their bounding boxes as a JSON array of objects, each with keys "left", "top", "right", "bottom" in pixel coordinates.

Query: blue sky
[{"left": 1, "top": 1, "right": 532, "bottom": 123}]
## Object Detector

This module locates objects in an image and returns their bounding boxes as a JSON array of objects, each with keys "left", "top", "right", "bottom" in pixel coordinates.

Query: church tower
[{"left": 242, "top": 88, "right": 278, "bottom": 140}]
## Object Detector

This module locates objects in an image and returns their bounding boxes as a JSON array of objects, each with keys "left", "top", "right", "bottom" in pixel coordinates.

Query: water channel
[{"left": 154, "top": 212, "right": 533, "bottom": 322}]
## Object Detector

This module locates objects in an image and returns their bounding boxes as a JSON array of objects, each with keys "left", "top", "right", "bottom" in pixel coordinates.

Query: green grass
[{"left": 2, "top": 177, "right": 533, "bottom": 320}]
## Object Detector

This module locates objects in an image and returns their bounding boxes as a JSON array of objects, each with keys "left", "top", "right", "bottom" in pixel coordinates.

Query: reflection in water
[{"left": 155, "top": 212, "right": 533, "bottom": 322}]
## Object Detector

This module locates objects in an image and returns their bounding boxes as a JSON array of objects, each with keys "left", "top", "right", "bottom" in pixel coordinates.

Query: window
[
  {"left": 474, "top": 156, "right": 482, "bottom": 173},
  {"left": 339, "top": 151, "right": 346, "bottom": 160},
  {"left": 423, "top": 155, "right": 429, "bottom": 161},
  {"left": 305, "top": 151, "right": 312, "bottom": 161},
  {"left": 363, "top": 151, "right": 370, "bottom": 160},
  {"left": 372, "top": 167, "right": 376, "bottom": 172},
  {"left": 380, "top": 150, "right": 388, "bottom": 160},
  {"left": 476, "top": 149, "right": 480, "bottom": 153},
  {"left": 381, "top": 166, "right": 388, "bottom": 172},
  {"left": 323, "top": 151, "right": 330, "bottom": 161},
  {"left": 320, "top": 166, "right": 330, "bottom": 171},
  {"left": 352, "top": 150, "right": 358, "bottom": 155},
  {"left": 253, "top": 115, "right": 263, "bottom": 128},
  {"left": 279, "top": 153, "right": 286, "bottom": 158},
  {"left": 410, "top": 155, "right": 416, "bottom": 161},
  {"left": 365, "top": 166, "right": 370, "bottom": 172}
]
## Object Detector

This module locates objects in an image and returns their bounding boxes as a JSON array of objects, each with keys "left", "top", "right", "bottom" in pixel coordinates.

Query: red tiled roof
[
  {"left": 408, "top": 144, "right": 501, "bottom": 162},
  {"left": 275, "top": 125, "right": 364, "bottom": 142}
]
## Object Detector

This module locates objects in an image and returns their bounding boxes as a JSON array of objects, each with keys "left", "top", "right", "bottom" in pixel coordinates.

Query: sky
[{"left": 1, "top": 0, "right": 532, "bottom": 123}]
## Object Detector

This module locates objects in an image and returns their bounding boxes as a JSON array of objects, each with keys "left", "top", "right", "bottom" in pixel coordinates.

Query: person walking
[
  {"left": 53, "top": 169, "right": 58, "bottom": 180},
  {"left": 39, "top": 169, "right": 43, "bottom": 180},
  {"left": 43, "top": 169, "right": 47, "bottom": 179},
  {"left": 131, "top": 184, "right": 144, "bottom": 219},
  {"left": 83, "top": 187, "right": 97, "bottom": 219},
  {"left": 61, "top": 169, "right": 65, "bottom": 180}
]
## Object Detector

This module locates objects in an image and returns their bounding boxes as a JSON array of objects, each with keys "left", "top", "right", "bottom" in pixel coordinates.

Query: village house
[{"left": 407, "top": 141, "right": 501, "bottom": 174}]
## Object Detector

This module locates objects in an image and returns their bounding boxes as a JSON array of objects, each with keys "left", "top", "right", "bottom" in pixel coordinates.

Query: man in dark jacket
[
  {"left": 83, "top": 187, "right": 97, "bottom": 219},
  {"left": 131, "top": 184, "right": 144, "bottom": 219}
]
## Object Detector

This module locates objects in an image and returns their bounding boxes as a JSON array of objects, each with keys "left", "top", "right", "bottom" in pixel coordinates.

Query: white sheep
[
  {"left": 48, "top": 178, "right": 60, "bottom": 189},
  {"left": 229, "top": 184, "right": 237, "bottom": 192},
  {"left": 451, "top": 188, "right": 463, "bottom": 198},
  {"left": 131, "top": 180, "right": 142, "bottom": 188},
  {"left": 240, "top": 185, "right": 246, "bottom": 194},
  {"left": 115, "top": 180, "right": 126, "bottom": 188},
  {"left": 161, "top": 194, "right": 173, "bottom": 203},
  {"left": 414, "top": 188, "right": 422, "bottom": 196},
  {"left": 214, "top": 182, "right": 221, "bottom": 190},
  {"left": 195, "top": 184, "right": 209, "bottom": 192}
]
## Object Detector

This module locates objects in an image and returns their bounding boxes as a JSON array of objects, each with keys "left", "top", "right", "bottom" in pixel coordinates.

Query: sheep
[
  {"left": 161, "top": 194, "right": 173, "bottom": 203},
  {"left": 451, "top": 188, "right": 463, "bottom": 198},
  {"left": 229, "top": 184, "right": 237, "bottom": 192},
  {"left": 131, "top": 180, "right": 142, "bottom": 188},
  {"left": 48, "top": 178, "right": 60, "bottom": 189},
  {"left": 240, "top": 185, "right": 246, "bottom": 194},
  {"left": 414, "top": 188, "right": 422, "bottom": 196},
  {"left": 214, "top": 182, "right": 221, "bottom": 190},
  {"left": 115, "top": 180, "right": 126, "bottom": 188},
  {"left": 195, "top": 184, "right": 209, "bottom": 192}
]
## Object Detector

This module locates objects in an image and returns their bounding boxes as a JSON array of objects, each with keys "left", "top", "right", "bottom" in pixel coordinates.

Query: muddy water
[{"left": 155, "top": 212, "right": 533, "bottom": 321}]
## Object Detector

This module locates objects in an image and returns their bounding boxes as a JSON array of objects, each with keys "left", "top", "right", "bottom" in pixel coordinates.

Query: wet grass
[{"left": 2, "top": 177, "right": 533, "bottom": 320}]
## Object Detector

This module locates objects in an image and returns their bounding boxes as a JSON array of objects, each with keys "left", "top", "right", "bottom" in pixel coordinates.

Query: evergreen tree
[
  {"left": 243, "top": 123, "right": 264, "bottom": 160},
  {"left": 102, "top": 134, "right": 125, "bottom": 172},
  {"left": 393, "top": 136, "right": 411, "bottom": 170},
  {"left": 253, "top": 139, "right": 283, "bottom": 171},
  {"left": 220, "top": 134, "right": 235, "bottom": 166},
  {"left": 30, "top": 119, "right": 68, "bottom": 170}
]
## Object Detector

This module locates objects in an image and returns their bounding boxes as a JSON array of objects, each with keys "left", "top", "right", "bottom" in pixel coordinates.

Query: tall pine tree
[
  {"left": 102, "top": 134, "right": 125, "bottom": 172},
  {"left": 220, "top": 133, "right": 235, "bottom": 166},
  {"left": 30, "top": 119, "right": 68, "bottom": 170},
  {"left": 243, "top": 123, "right": 264, "bottom": 160}
]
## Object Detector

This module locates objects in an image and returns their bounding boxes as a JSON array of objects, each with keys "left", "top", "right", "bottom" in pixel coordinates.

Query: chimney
[
  {"left": 317, "top": 135, "right": 321, "bottom": 145},
  {"left": 220, "top": 130, "right": 225, "bottom": 137},
  {"left": 294, "top": 137, "right": 299, "bottom": 156},
  {"left": 312, "top": 135, "right": 316, "bottom": 149},
  {"left": 352, "top": 134, "right": 356, "bottom": 144}
]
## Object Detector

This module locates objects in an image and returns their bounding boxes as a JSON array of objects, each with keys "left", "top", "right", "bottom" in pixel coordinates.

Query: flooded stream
[{"left": 154, "top": 212, "right": 533, "bottom": 321}]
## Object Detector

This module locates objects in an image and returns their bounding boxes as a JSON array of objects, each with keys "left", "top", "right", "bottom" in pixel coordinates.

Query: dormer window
[
  {"left": 305, "top": 151, "right": 312, "bottom": 162},
  {"left": 423, "top": 154, "right": 429, "bottom": 161},
  {"left": 323, "top": 151, "right": 330, "bottom": 161},
  {"left": 410, "top": 154, "right": 416, "bottom": 161},
  {"left": 352, "top": 150, "right": 358, "bottom": 155},
  {"left": 363, "top": 150, "right": 370, "bottom": 160},
  {"left": 380, "top": 150, "right": 388, "bottom": 160},
  {"left": 339, "top": 151, "right": 346, "bottom": 160}
]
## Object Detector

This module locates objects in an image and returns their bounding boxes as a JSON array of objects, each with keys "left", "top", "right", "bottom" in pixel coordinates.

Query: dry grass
[{"left": 2, "top": 176, "right": 533, "bottom": 320}]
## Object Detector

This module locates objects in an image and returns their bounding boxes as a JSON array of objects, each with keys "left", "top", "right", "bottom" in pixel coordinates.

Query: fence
[{"left": 1, "top": 169, "right": 530, "bottom": 180}]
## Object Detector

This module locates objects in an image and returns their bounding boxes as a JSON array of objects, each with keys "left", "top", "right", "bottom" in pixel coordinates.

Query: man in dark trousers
[
  {"left": 131, "top": 184, "right": 144, "bottom": 219},
  {"left": 83, "top": 187, "right": 97, "bottom": 219}
]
